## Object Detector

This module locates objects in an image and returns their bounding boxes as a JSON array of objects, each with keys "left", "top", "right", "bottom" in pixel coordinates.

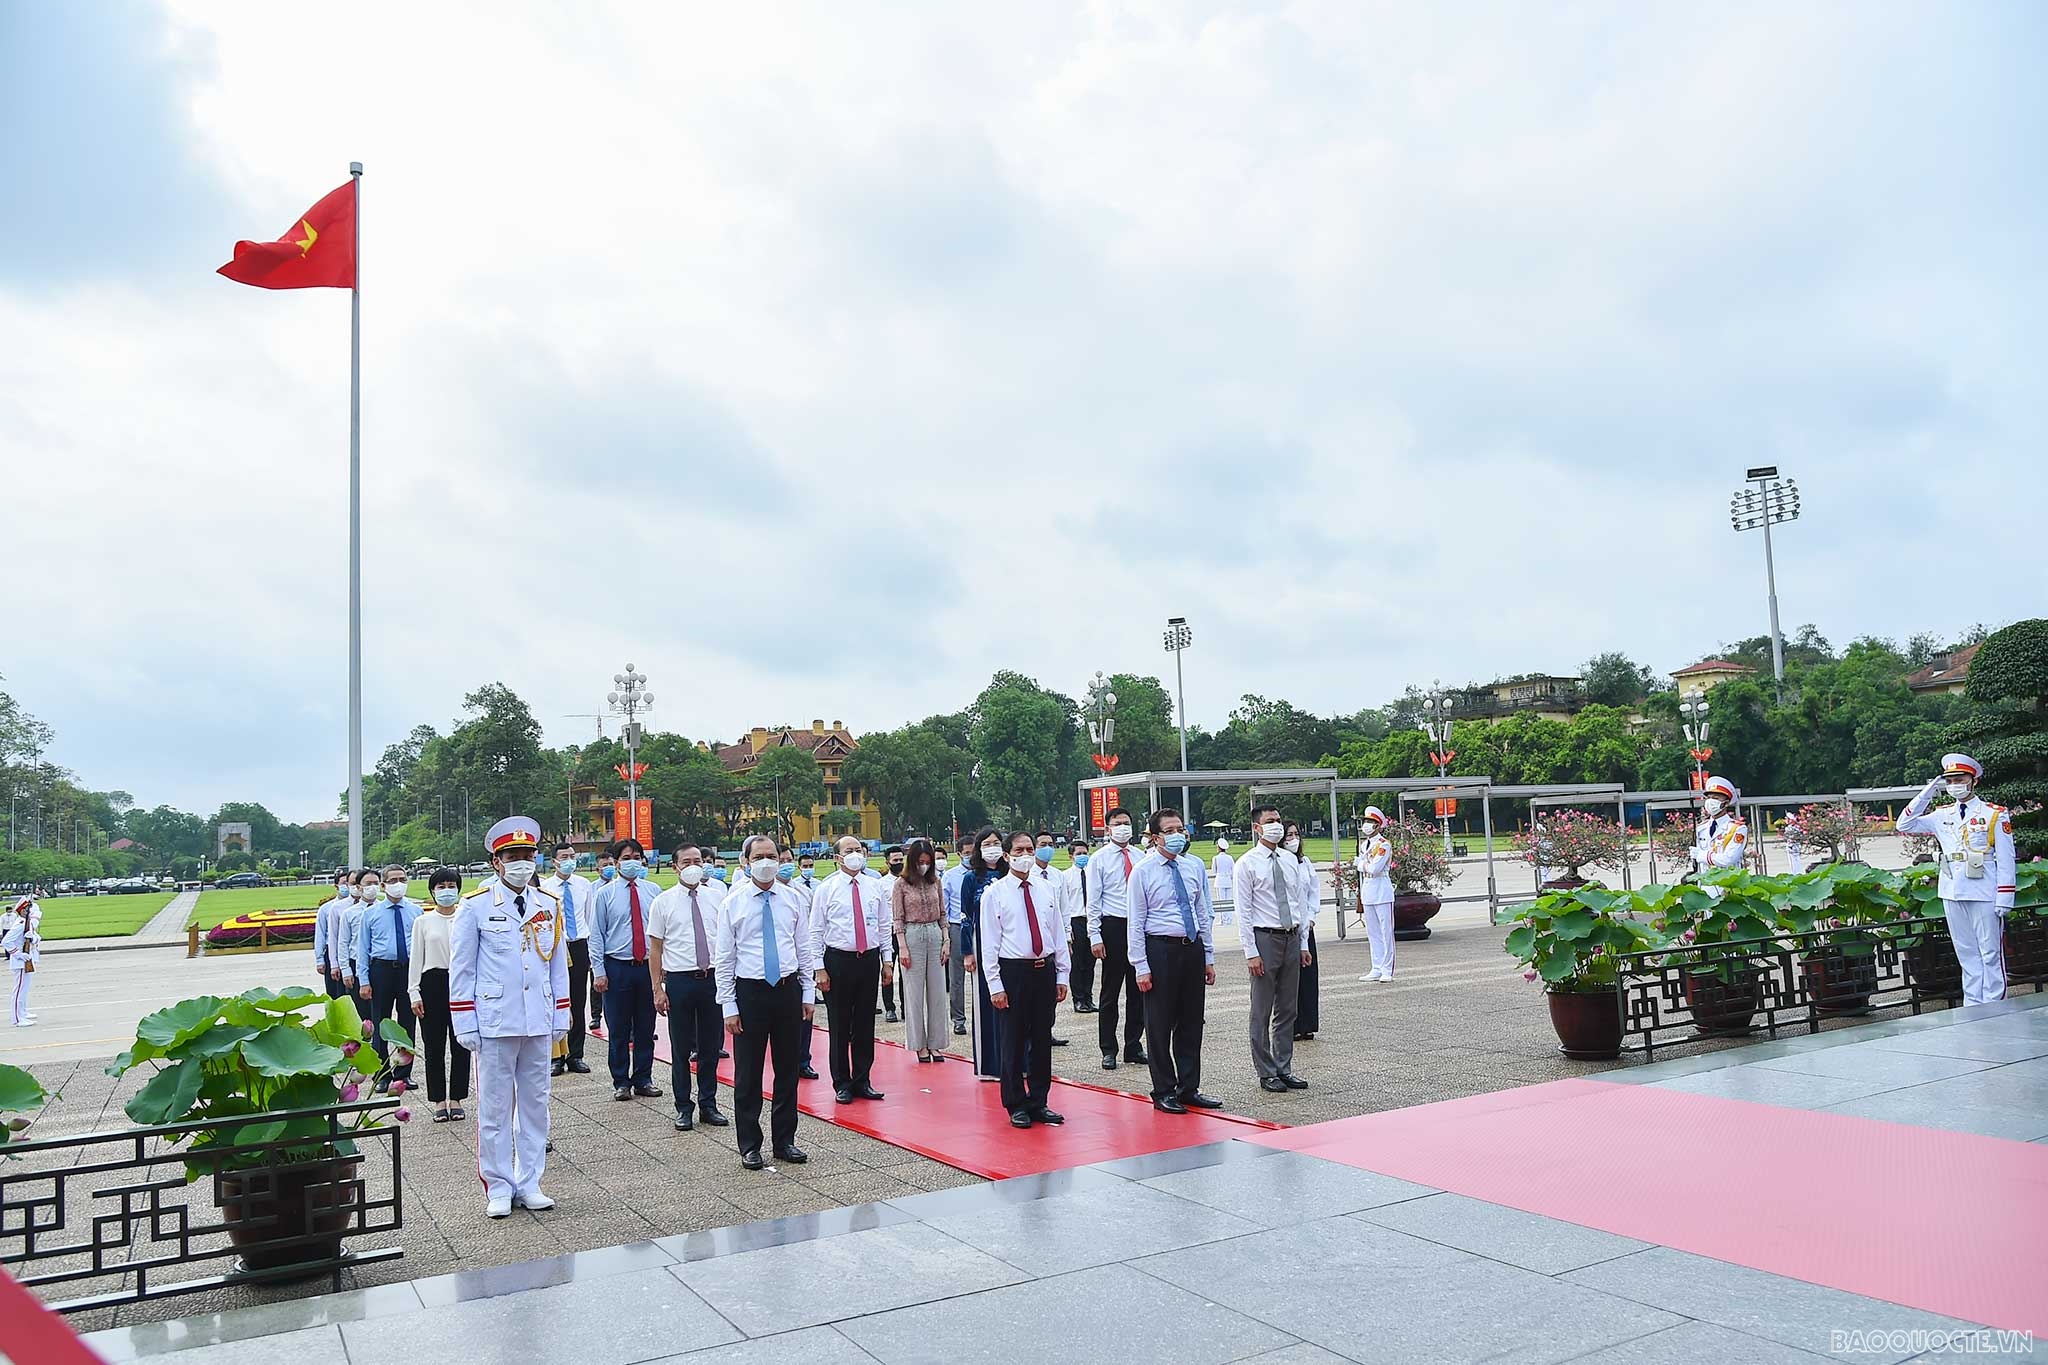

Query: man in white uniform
[
  {"left": 1212, "top": 837, "right": 1236, "bottom": 905},
  {"left": 450, "top": 816, "right": 569, "bottom": 1219},
  {"left": 1691, "top": 777, "right": 1749, "bottom": 884},
  {"left": 1354, "top": 808, "right": 1396, "bottom": 982},
  {"left": 1897, "top": 754, "right": 2018, "bottom": 1006},
  {"left": 2, "top": 895, "right": 40, "bottom": 1026}
]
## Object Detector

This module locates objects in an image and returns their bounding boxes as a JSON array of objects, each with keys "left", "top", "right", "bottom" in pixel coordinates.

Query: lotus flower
[
  {"left": 5, "top": 1116, "right": 29, "bottom": 1133},
  {"left": 342, "top": 1041, "right": 361, "bottom": 1058},
  {"left": 1681, "top": 929, "right": 1696, "bottom": 944},
  {"left": 362, "top": 1020, "right": 376, "bottom": 1039},
  {"left": 1521, "top": 969, "right": 1538, "bottom": 982},
  {"left": 393, "top": 1049, "right": 414, "bottom": 1067},
  {"left": 340, "top": 1082, "right": 361, "bottom": 1103},
  {"left": 393, "top": 1106, "right": 412, "bottom": 1123},
  {"left": 388, "top": 1080, "right": 408, "bottom": 1096}
]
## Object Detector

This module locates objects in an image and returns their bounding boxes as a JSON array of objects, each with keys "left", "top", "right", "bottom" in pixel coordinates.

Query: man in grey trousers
[{"left": 1233, "top": 806, "right": 1311, "bottom": 1094}]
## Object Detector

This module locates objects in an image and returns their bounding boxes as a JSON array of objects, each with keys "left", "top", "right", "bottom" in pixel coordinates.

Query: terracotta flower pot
[
  {"left": 1798, "top": 946, "right": 1877, "bottom": 1016},
  {"left": 1540, "top": 874, "right": 1588, "bottom": 892},
  {"left": 1546, "top": 986, "right": 1622, "bottom": 1059},
  {"left": 1682, "top": 965, "right": 1762, "bottom": 1035},
  {"left": 217, "top": 1153, "right": 363, "bottom": 1276},
  {"left": 1392, "top": 892, "right": 1442, "bottom": 941}
]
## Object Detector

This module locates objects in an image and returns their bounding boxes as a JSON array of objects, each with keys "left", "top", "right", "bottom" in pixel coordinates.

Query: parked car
[{"left": 215, "top": 872, "right": 272, "bottom": 890}]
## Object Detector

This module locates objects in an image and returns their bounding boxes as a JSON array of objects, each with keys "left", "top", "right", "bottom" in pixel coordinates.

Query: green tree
[
  {"left": 743, "top": 745, "right": 826, "bottom": 847},
  {"left": 842, "top": 720, "right": 978, "bottom": 839},
  {"left": 1951, "top": 618, "right": 2048, "bottom": 857},
  {"left": 1581, "top": 652, "right": 1658, "bottom": 707},
  {"left": 1097, "top": 674, "right": 1180, "bottom": 774},
  {"left": 970, "top": 671, "right": 1073, "bottom": 828}
]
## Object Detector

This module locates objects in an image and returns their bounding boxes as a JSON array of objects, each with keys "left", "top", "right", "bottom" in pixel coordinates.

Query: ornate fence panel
[
  {"left": 1611, "top": 918, "right": 1980, "bottom": 1061},
  {"left": 0, "top": 1099, "right": 403, "bottom": 1313}
]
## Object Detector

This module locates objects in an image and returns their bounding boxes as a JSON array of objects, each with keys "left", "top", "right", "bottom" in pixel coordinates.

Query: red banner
[
  {"left": 612, "top": 798, "right": 653, "bottom": 841},
  {"left": 1090, "top": 752, "right": 1120, "bottom": 774},
  {"left": 615, "top": 761, "right": 647, "bottom": 783},
  {"left": 1435, "top": 798, "right": 1458, "bottom": 819},
  {"left": 1089, "top": 787, "right": 1120, "bottom": 831}
]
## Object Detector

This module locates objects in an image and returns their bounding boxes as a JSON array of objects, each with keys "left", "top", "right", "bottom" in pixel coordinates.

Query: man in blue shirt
[
  {"left": 1126, "top": 809, "right": 1220, "bottom": 1114},
  {"left": 354, "top": 864, "right": 420, "bottom": 1092},
  {"left": 942, "top": 837, "right": 972, "bottom": 1036},
  {"left": 589, "top": 837, "right": 662, "bottom": 1102}
]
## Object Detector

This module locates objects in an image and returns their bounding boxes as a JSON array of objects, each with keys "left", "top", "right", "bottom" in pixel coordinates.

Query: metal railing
[{"left": 0, "top": 1099, "right": 404, "bottom": 1313}]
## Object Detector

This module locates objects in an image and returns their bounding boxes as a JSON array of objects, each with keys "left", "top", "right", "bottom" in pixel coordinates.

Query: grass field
[{"left": 39, "top": 893, "right": 177, "bottom": 941}]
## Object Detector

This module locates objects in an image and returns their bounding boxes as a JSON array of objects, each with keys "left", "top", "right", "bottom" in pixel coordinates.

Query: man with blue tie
[
  {"left": 589, "top": 837, "right": 663, "bottom": 1103},
  {"left": 354, "top": 865, "right": 420, "bottom": 1093},
  {"left": 650, "top": 842, "right": 730, "bottom": 1132},
  {"left": 717, "top": 834, "right": 818, "bottom": 1170},
  {"left": 546, "top": 843, "right": 595, "bottom": 1076},
  {"left": 1086, "top": 809, "right": 1148, "bottom": 1072},
  {"left": 1128, "top": 808, "right": 1221, "bottom": 1114}
]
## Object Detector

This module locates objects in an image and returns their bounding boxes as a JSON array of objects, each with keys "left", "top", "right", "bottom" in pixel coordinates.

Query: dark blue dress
[{"left": 959, "top": 867, "right": 1004, "bottom": 1080}]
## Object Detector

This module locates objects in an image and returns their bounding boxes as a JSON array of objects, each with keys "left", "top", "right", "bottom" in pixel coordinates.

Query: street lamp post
[
  {"left": 1731, "top": 466, "right": 1800, "bottom": 701},
  {"left": 1419, "top": 681, "right": 1454, "bottom": 855},
  {"left": 1678, "top": 696, "right": 1712, "bottom": 789},
  {"left": 1085, "top": 671, "right": 1118, "bottom": 839},
  {"left": 607, "top": 665, "right": 654, "bottom": 844},
  {"left": 1162, "top": 619, "right": 1193, "bottom": 819}
]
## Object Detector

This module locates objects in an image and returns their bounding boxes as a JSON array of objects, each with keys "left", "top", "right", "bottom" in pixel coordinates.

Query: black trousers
[
  {"left": 997, "top": 958, "right": 1056, "bottom": 1114},
  {"left": 823, "top": 946, "right": 881, "bottom": 1089},
  {"left": 366, "top": 960, "right": 414, "bottom": 1082},
  {"left": 323, "top": 971, "right": 347, "bottom": 999},
  {"left": 1097, "top": 917, "right": 1145, "bottom": 1059},
  {"left": 1068, "top": 917, "right": 1096, "bottom": 1006},
  {"left": 732, "top": 974, "right": 802, "bottom": 1155},
  {"left": 601, "top": 958, "right": 657, "bottom": 1088},
  {"left": 664, "top": 969, "right": 721, "bottom": 1111},
  {"left": 416, "top": 966, "right": 470, "bottom": 1103},
  {"left": 567, "top": 938, "right": 591, "bottom": 1061},
  {"left": 1142, "top": 935, "right": 1206, "bottom": 1101},
  {"left": 1297, "top": 924, "right": 1320, "bottom": 1035}
]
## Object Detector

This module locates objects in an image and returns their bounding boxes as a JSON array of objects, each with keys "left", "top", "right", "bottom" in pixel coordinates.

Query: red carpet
[
  {"left": 1250, "top": 1078, "right": 2048, "bottom": 1335},
  {"left": 603, "top": 1024, "right": 1278, "bottom": 1179}
]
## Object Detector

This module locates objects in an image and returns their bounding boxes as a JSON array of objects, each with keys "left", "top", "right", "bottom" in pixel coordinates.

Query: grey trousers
[
  {"left": 900, "top": 921, "right": 950, "bottom": 1052},
  {"left": 1248, "top": 927, "right": 1301, "bottom": 1081}
]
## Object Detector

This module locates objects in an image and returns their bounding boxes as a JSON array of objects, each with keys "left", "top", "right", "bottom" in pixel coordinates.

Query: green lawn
[{"left": 39, "top": 893, "right": 177, "bottom": 941}]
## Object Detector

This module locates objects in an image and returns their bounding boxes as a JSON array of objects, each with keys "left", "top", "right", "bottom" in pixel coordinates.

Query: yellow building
[
  {"left": 713, "top": 720, "right": 882, "bottom": 845},
  {"left": 1671, "top": 659, "right": 1758, "bottom": 698},
  {"left": 1904, "top": 643, "right": 1979, "bottom": 697}
]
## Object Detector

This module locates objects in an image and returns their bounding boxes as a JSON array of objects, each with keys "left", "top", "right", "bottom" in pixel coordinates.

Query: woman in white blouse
[{"left": 408, "top": 866, "right": 471, "bottom": 1122}]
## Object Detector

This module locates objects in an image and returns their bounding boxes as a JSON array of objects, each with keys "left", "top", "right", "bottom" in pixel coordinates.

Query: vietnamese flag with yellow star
[{"left": 217, "top": 180, "right": 356, "bottom": 289}]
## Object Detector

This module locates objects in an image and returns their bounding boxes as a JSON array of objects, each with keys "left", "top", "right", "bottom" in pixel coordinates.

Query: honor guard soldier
[
  {"left": 1898, "top": 755, "right": 2018, "bottom": 1005},
  {"left": 1691, "top": 777, "right": 1748, "bottom": 882},
  {"left": 1353, "top": 808, "right": 1396, "bottom": 982},
  {"left": 451, "top": 816, "right": 570, "bottom": 1219},
  {"left": 2, "top": 895, "right": 40, "bottom": 1027}
]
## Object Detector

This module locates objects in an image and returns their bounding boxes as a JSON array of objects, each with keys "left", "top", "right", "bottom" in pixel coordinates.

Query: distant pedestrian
[
  {"left": 408, "top": 867, "right": 470, "bottom": 1122},
  {"left": 3, "top": 895, "right": 40, "bottom": 1028},
  {"left": 891, "top": 838, "right": 950, "bottom": 1062},
  {"left": 879, "top": 845, "right": 907, "bottom": 1023},
  {"left": 1059, "top": 841, "right": 1096, "bottom": 1014},
  {"left": 1212, "top": 837, "right": 1236, "bottom": 904}
]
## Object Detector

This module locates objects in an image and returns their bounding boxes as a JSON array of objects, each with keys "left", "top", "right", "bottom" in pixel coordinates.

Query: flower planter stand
[
  {"left": 217, "top": 1153, "right": 364, "bottom": 1278},
  {"left": 1392, "top": 892, "right": 1442, "bottom": 941},
  {"left": 1546, "top": 986, "right": 1622, "bottom": 1059},
  {"left": 1682, "top": 965, "right": 1763, "bottom": 1035},
  {"left": 1798, "top": 945, "right": 1878, "bottom": 1017}
]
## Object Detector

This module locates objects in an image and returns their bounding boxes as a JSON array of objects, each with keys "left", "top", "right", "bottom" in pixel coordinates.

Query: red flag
[{"left": 217, "top": 180, "right": 356, "bottom": 290}]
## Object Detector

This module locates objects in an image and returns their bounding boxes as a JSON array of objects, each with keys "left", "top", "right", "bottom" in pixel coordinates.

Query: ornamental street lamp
[
  {"left": 1418, "top": 681, "right": 1455, "bottom": 854},
  {"left": 1731, "top": 466, "right": 1800, "bottom": 700},
  {"left": 1086, "top": 670, "right": 1118, "bottom": 759},
  {"left": 1162, "top": 619, "right": 1193, "bottom": 820},
  {"left": 1678, "top": 696, "right": 1712, "bottom": 789},
  {"left": 606, "top": 665, "right": 654, "bottom": 843}
]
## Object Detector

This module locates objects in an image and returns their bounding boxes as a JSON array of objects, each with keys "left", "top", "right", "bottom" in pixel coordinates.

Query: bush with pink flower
[{"left": 1512, "top": 809, "right": 1628, "bottom": 883}]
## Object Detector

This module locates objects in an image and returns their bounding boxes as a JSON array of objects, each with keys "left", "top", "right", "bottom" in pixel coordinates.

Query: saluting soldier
[
  {"left": 1898, "top": 754, "right": 2018, "bottom": 1005},
  {"left": 1691, "top": 777, "right": 1748, "bottom": 882},
  {"left": 450, "top": 816, "right": 570, "bottom": 1219}
]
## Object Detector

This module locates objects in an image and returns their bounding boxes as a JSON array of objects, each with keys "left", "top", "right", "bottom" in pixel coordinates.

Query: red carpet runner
[
  {"left": 605, "top": 1024, "right": 1277, "bottom": 1179},
  {"left": 1251, "top": 1078, "right": 2048, "bottom": 1336}
]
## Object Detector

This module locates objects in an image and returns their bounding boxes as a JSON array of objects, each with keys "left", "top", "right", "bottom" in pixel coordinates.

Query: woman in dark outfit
[{"left": 958, "top": 825, "right": 1007, "bottom": 1081}]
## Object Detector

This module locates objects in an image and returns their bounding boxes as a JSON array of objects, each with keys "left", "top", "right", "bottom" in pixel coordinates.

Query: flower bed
[{"left": 205, "top": 906, "right": 319, "bottom": 949}]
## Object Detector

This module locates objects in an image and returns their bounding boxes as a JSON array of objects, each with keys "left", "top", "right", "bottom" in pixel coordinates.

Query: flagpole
[{"left": 347, "top": 160, "right": 364, "bottom": 869}]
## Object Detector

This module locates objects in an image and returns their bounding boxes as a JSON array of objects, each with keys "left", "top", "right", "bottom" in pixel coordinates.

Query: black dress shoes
[
  {"left": 885, "top": 1009, "right": 900, "bottom": 1023},
  {"left": 835, "top": 1087, "right": 855, "bottom": 1104},
  {"left": 1127, "top": 1049, "right": 1149, "bottom": 1065},
  {"left": 1029, "top": 1107, "right": 1065, "bottom": 1125},
  {"left": 1261, "top": 1076, "right": 1291, "bottom": 1093},
  {"left": 740, "top": 1148, "right": 765, "bottom": 1171},
  {"left": 1049, "top": 1036, "right": 1069, "bottom": 1048},
  {"left": 773, "top": 1144, "right": 808, "bottom": 1164},
  {"left": 1101, "top": 1054, "right": 1119, "bottom": 1070},
  {"left": 550, "top": 1059, "right": 566, "bottom": 1077},
  {"left": 1009, "top": 1110, "right": 1033, "bottom": 1128},
  {"left": 612, "top": 1086, "right": 633, "bottom": 1101},
  {"left": 855, "top": 1084, "right": 886, "bottom": 1101},
  {"left": 1280, "top": 1074, "right": 1309, "bottom": 1090},
  {"left": 672, "top": 1110, "right": 695, "bottom": 1131},
  {"left": 1183, "top": 1092, "right": 1224, "bottom": 1109},
  {"left": 699, "top": 1106, "right": 730, "bottom": 1127},
  {"left": 1074, "top": 1001, "right": 1097, "bottom": 1013},
  {"left": 567, "top": 1058, "right": 592, "bottom": 1073},
  {"left": 634, "top": 1084, "right": 664, "bottom": 1098},
  {"left": 799, "top": 1065, "right": 820, "bottom": 1080},
  {"left": 1152, "top": 1096, "right": 1189, "bottom": 1114}
]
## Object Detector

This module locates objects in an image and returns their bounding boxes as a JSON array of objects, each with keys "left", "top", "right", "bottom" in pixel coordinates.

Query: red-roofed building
[
  {"left": 1904, "top": 642, "right": 1980, "bottom": 696},
  {"left": 1671, "top": 659, "right": 1757, "bottom": 697}
]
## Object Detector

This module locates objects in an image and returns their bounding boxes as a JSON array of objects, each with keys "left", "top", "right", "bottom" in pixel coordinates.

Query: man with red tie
[
  {"left": 980, "top": 830, "right": 1071, "bottom": 1128},
  {"left": 589, "top": 837, "right": 663, "bottom": 1103},
  {"left": 809, "top": 834, "right": 895, "bottom": 1105}
]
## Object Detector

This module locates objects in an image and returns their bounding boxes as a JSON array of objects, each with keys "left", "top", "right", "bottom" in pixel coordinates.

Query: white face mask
[
  {"left": 354, "top": 883, "right": 374, "bottom": 900},
  {"left": 679, "top": 864, "right": 705, "bottom": 887},
  {"left": 433, "top": 886, "right": 460, "bottom": 907},
  {"left": 384, "top": 881, "right": 407, "bottom": 900},
  {"left": 934, "top": 854, "right": 948, "bottom": 870},
  {"left": 1703, "top": 798, "right": 1726, "bottom": 817},
  {"left": 1283, "top": 836, "right": 1300, "bottom": 853},
  {"left": 1260, "top": 821, "right": 1285, "bottom": 843},
  {"left": 1008, "top": 853, "right": 1036, "bottom": 874},
  {"left": 499, "top": 861, "right": 536, "bottom": 889},
  {"left": 1108, "top": 825, "right": 1133, "bottom": 845},
  {"left": 1361, "top": 825, "right": 1380, "bottom": 842},
  {"left": 842, "top": 851, "right": 868, "bottom": 873},
  {"left": 1946, "top": 781, "right": 1973, "bottom": 800},
  {"left": 980, "top": 843, "right": 1003, "bottom": 865},
  {"left": 750, "top": 857, "right": 779, "bottom": 884}
]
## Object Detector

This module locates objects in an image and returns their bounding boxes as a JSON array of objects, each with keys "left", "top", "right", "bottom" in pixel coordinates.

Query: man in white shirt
[
  {"left": 1058, "top": 843, "right": 1097, "bottom": 1014},
  {"left": 879, "top": 845, "right": 906, "bottom": 1023},
  {"left": 1085, "top": 808, "right": 1149, "bottom": 1071},
  {"left": 717, "top": 834, "right": 818, "bottom": 1169},
  {"left": 312, "top": 873, "right": 353, "bottom": 998},
  {"left": 546, "top": 843, "right": 595, "bottom": 1076},
  {"left": 791, "top": 852, "right": 822, "bottom": 1080},
  {"left": 980, "top": 831, "right": 1071, "bottom": 1128},
  {"left": 650, "top": 842, "right": 731, "bottom": 1132},
  {"left": 810, "top": 835, "right": 895, "bottom": 1104},
  {"left": 942, "top": 838, "right": 973, "bottom": 1036},
  {"left": 1235, "top": 807, "right": 1312, "bottom": 1094}
]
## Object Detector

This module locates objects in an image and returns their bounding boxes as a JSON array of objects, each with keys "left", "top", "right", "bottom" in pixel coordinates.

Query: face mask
[
  {"left": 1361, "top": 825, "right": 1380, "bottom": 842},
  {"left": 1703, "top": 799, "right": 1725, "bottom": 817},
  {"left": 751, "top": 858, "right": 779, "bottom": 884},
  {"left": 433, "top": 887, "right": 460, "bottom": 907},
  {"left": 599, "top": 865, "right": 616, "bottom": 881},
  {"left": 709, "top": 867, "right": 728, "bottom": 882},
  {"left": 1109, "top": 825, "right": 1133, "bottom": 845},
  {"left": 1283, "top": 837, "right": 1301, "bottom": 853},
  {"left": 934, "top": 855, "right": 948, "bottom": 870},
  {"left": 1260, "top": 821, "right": 1285, "bottom": 843},
  {"left": 500, "top": 861, "right": 536, "bottom": 889},
  {"left": 1163, "top": 832, "right": 1189, "bottom": 856},
  {"left": 618, "top": 859, "right": 645, "bottom": 880},
  {"left": 679, "top": 865, "right": 704, "bottom": 887},
  {"left": 384, "top": 881, "right": 407, "bottom": 900},
  {"left": 1009, "top": 853, "right": 1036, "bottom": 874},
  {"left": 1946, "top": 782, "right": 1972, "bottom": 800},
  {"left": 1035, "top": 846, "right": 1054, "bottom": 864},
  {"left": 980, "top": 844, "right": 1003, "bottom": 865},
  {"left": 355, "top": 884, "right": 374, "bottom": 900},
  {"left": 842, "top": 852, "right": 868, "bottom": 873},
  {"left": 800, "top": 866, "right": 815, "bottom": 880},
  {"left": 778, "top": 863, "right": 796, "bottom": 883},
  {"left": 888, "top": 863, "right": 905, "bottom": 877},
  {"left": 1074, "top": 852, "right": 1089, "bottom": 868}
]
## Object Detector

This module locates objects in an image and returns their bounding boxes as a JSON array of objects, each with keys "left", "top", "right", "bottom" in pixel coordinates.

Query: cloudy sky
[{"left": 3, "top": 1, "right": 2041, "bottom": 823}]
